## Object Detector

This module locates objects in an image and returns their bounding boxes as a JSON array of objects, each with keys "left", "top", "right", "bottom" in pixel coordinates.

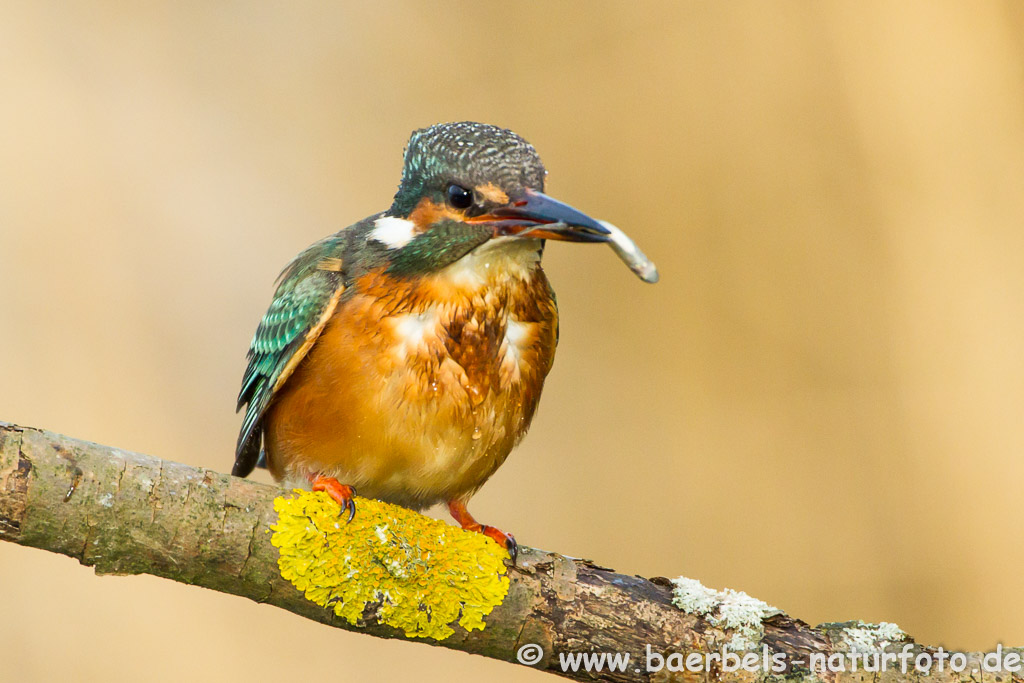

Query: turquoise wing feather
[{"left": 233, "top": 236, "right": 346, "bottom": 477}]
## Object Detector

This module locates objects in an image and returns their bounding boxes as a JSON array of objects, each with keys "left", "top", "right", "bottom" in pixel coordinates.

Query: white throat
[{"left": 437, "top": 237, "right": 542, "bottom": 289}]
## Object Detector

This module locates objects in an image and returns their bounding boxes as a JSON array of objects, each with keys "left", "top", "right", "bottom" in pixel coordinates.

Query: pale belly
[{"left": 263, "top": 278, "right": 557, "bottom": 509}]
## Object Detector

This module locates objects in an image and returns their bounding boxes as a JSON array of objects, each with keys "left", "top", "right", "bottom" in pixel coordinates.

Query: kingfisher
[{"left": 234, "top": 122, "right": 652, "bottom": 560}]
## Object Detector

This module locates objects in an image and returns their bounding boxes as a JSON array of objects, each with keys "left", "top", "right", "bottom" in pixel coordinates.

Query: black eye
[{"left": 446, "top": 184, "right": 474, "bottom": 210}]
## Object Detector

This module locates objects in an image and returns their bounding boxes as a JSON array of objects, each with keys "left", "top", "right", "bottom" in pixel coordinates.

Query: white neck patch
[{"left": 370, "top": 216, "right": 417, "bottom": 249}]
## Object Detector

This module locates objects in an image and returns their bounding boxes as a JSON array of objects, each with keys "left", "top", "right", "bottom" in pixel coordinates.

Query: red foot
[
  {"left": 448, "top": 499, "right": 517, "bottom": 563},
  {"left": 310, "top": 475, "right": 356, "bottom": 522}
]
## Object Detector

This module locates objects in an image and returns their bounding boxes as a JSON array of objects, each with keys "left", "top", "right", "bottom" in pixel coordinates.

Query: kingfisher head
[{"left": 368, "top": 122, "right": 610, "bottom": 278}]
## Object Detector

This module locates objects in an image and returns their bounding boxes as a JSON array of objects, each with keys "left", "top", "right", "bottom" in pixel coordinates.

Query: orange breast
[{"left": 263, "top": 257, "right": 558, "bottom": 509}]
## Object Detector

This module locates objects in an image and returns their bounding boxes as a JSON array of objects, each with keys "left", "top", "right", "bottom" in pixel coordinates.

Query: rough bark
[{"left": 0, "top": 420, "right": 1019, "bottom": 682}]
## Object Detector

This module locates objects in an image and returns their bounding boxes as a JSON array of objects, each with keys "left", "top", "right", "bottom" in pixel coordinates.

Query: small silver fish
[{"left": 599, "top": 220, "right": 659, "bottom": 284}]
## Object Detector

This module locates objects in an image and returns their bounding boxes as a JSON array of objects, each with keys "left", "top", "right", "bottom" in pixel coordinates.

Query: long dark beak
[{"left": 469, "top": 189, "right": 611, "bottom": 243}]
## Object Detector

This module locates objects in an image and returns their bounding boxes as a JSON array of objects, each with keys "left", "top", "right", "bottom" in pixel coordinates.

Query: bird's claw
[
  {"left": 482, "top": 525, "right": 518, "bottom": 564},
  {"left": 447, "top": 499, "right": 518, "bottom": 564},
  {"left": 340, "top": 496, "right": 356, "bottom": 523},
  {"left": 310, "top": 476, "right": 357, "bottom": 523}
]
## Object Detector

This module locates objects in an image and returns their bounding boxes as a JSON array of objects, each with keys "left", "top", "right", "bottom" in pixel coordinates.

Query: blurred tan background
[{"left": 1, "top": 2, "right": 1023, "bottom": 681}]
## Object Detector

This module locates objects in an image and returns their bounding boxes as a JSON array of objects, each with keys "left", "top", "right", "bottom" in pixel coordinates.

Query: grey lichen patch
[
  {"left": 671, "top": 577, "right": 782, "bottom": 650},
  {"left": 837, "top": 620, "right": 907, "bottom": 652}
]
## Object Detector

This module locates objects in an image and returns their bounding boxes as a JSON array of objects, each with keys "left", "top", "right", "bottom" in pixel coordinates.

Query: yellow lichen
[{"left": 270, "top": 490, "right": 510, "bottom": 640}]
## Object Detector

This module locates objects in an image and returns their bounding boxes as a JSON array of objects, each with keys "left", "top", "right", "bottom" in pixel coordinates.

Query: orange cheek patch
[{"left": 408, "top": 197, "right": 466, "bottom": 230}]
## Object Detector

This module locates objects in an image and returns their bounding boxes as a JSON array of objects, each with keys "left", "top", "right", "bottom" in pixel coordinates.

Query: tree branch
[{"left": 1, "top": 420, "right": 1019, "bottom": 682}]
